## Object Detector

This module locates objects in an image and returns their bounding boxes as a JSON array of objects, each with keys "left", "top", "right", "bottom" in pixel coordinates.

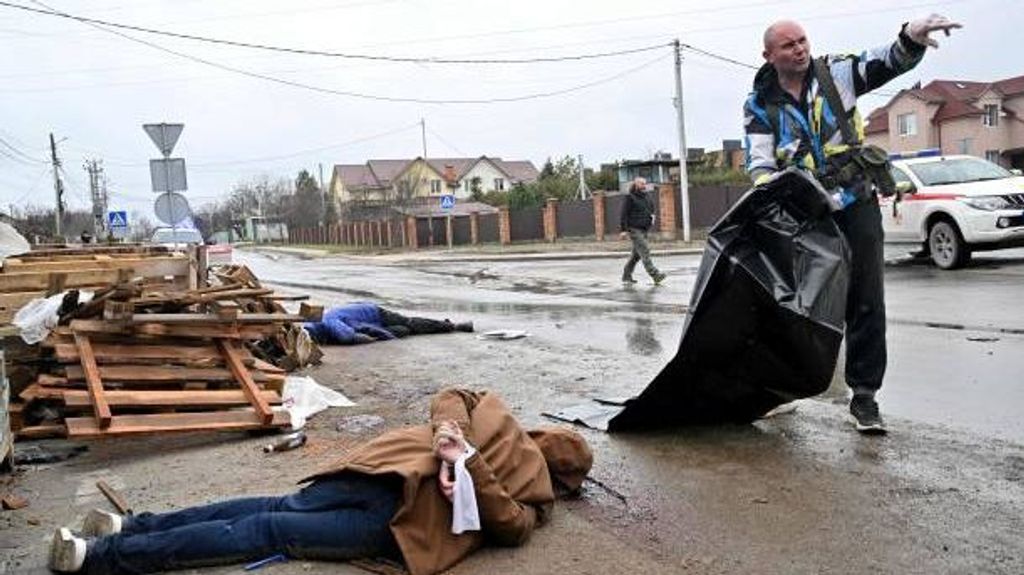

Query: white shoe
[
  {"left": 49, "top": 527, "right": 87, "bottom": 572},
  {"left": 82, "top": 509, "right": 122, "bottom": 536},
  {"left": 760, "top": 401, "right": 799, "bottom": 419}
]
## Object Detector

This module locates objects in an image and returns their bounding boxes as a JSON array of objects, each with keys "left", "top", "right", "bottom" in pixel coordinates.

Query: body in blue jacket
[{"left": 304, "top": 303, "right": 473, "bottom": 345}]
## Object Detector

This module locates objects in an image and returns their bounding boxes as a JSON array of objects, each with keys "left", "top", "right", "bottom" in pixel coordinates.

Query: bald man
[{"left": 743, "top": 15, "right": 960, "bottom": 433}]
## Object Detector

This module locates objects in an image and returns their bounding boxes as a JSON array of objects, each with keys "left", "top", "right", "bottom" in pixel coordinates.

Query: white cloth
[
  {"left": 14, "top": 290, "right": 93, "bottom": 344},
  {"left": 451, "top": 444, "right": 481, "bottom": 534},
  {"left": 281, "top": 375, "right": 355, "bottom": 429}
]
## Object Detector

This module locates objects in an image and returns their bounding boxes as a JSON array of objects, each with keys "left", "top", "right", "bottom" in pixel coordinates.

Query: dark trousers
[
  {"left": 623, "top": 229, "right": 661, "bottom": 280},
  {"left": 83, "top": 475, "right": 401, "bottom": 575},
  {"left": 378, "top": 307, "right": 455, "bottom": 337},
  {"left": 832, "top": 196, "right": 887, "bottom": 396}
]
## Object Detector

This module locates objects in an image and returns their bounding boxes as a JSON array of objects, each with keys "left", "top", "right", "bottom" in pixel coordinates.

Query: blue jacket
[
  {"left": 743, "top": 25, "right": 926, "bottom": 207},
  {"left": 304, "top": 303, "right": 396, "bottom": 344}
]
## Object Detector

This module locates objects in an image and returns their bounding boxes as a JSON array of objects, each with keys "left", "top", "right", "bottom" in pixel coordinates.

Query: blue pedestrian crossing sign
[
  {"left": 440, "top": 194, "right": 456, "bottom": 211},
  {"left": 108, "top": 211, "right": 128, "bottom": 229}
]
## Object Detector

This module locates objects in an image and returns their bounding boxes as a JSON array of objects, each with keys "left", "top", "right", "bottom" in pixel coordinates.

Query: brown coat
[{"left": 303, "top": 389, "right": 554, "bottom": 575}]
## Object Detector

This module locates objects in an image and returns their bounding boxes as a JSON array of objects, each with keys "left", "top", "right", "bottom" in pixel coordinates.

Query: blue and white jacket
[{"left": 743, "top": 26, "right": 927, "bottom": 207}]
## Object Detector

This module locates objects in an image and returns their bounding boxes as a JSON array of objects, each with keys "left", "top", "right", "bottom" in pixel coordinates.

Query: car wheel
[{"left": 928, "top": 220, "right": 971, "bottom": 269}]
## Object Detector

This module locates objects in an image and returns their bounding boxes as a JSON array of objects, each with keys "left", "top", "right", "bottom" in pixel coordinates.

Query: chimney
[{"left": 443, "top": 164, "right": 458, "bottom": 184}]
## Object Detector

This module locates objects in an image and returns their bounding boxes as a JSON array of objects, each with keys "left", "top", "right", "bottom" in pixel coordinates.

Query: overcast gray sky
[{"left": 0, "top": 0, "right": 1016, "bottom": 223}]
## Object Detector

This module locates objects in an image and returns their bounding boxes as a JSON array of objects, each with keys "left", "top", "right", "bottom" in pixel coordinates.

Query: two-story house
[
  {"left": 864, "top": 74, "right": 1024, "bottom": 169},
  {"left": 330, "top": 156, "right": 539, "bottom": 205}
]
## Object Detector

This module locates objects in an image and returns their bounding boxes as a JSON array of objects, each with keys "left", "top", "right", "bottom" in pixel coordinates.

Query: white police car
[{"left": 879, "top": 149, "right": 1024, "bottom": 269}]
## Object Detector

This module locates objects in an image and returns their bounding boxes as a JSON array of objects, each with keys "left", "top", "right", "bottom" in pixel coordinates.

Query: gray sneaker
[
  {"left": 652, "top": 272, "right": 667, "bottom": 285},
  {"left": 49, "top": 528, "right": 87, "bottom": 572},
  {"left": 850, "top": 395, "right": 887, "bottom": 435}
]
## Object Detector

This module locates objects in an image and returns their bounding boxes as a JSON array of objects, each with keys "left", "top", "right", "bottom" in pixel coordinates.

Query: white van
[{"left": 879, "top": 150, "right": 1024, "bottom": 269}]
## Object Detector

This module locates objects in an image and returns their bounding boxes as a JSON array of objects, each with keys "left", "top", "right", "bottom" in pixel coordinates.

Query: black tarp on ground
[{"left": 607, "top": 168, "right": 850, "bottom": 431}]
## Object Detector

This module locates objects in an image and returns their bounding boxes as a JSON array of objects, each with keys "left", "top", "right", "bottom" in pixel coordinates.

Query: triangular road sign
[{"left": 143, "top": 123, "right": 184, "bottom": 157}]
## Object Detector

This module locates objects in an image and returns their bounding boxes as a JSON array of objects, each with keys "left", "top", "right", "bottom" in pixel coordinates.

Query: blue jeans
[{"left": 83, "top": 474, "right": 402, "bottom": 575}]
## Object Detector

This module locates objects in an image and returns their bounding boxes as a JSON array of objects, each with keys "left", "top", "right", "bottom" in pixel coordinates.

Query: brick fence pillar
[
  {"left": 498, "top": 206, "right": 511, "bottom": 245},
  {"left": 543, "top": 198, "right": 558, "bottom": 243},
  {"left": 469, "top": 211, "right": 479, "bottom": 245},
  {"left": 659, "top": 184, "right": 678, "bottom": 240},
  {"left": 593, "top": 191, "right": 606, "bottom": 241},
  {"left": 406, "top": 216, "right": 418, "bottom": 249}
]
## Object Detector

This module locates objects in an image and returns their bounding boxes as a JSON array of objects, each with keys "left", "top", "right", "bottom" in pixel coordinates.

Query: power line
[
  {"left": 425, "top": 126, "right": 469, "bottom": 157},
  {"left": 679, "top": 42, "right": 898, "bottom": 99},
  {"left": 24, "top": 0, "right": 673, "bottom": 106},
  {"left": 61, "top": 121, "right": 425, "bottom": 170},
  {"left": 1, "top": 1, "right": 669, "bottom": 64},
  {"left": 0, "top": 135, "right": 48, "bottom": 164},
  {"left": 190, "top": 122, "right": 423, "bottom": 167}
]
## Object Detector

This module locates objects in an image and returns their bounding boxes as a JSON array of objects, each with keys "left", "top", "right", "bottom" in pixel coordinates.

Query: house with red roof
[
  {"left": 864, "top": 74, "right": 1024, "bottom": 169},
  {"left": 329, "top": 156, "right": 539, "bottom": 205}
]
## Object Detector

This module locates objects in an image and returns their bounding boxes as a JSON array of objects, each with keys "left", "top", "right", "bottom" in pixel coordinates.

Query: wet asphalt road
[
  {"left": 5, "top": 246, "right": 1023, "bottom": 575},
  {"left": 240, "top": 245, "right": 1024, "bottom": 444}
]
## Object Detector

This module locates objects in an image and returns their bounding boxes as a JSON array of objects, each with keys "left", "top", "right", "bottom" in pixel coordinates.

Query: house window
[
  {"left": 430, "top": 179, "right": 442, "bottom": 194},
  {"left": 896, "top": 113, "right": 917, "bottom": 137},
  {"left": 493, "top": 178, "right": 505, "bottom": 192},
  {"left": 957, "top": 138, "right": 972, "bottom": 154},
  {"left": 983, "top": 104, "right": 999, "bottom": 127},
  {"left": 985, "top": 150, "right": 1001, "bottom": 165},
  {"left": 463, "top": 180, "right": 471, "bottom": 193}
]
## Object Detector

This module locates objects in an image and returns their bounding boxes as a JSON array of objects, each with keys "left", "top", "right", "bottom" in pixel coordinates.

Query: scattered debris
[
  {"left": 966, "top": 336, "right": 1000, "bottom": 343},
  {"left": 477, "top": 329, "right": 529, "bottom": 340},
  {"left": 263, "top": 431, "right": 307, "bottom": 453},
  {"left": 1, "top": 493, "right": 28, "bottom": 510},
  {"left": 96, "top": 480, "right": 132, "bottom": 515}
]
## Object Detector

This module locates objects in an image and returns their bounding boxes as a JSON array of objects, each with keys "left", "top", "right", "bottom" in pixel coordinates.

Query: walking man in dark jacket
[
  {"left": 619, "top": 177, "right": 666, "bottom": 285},
  {"left": 743, "top": 14, "right": 960, "bottom": 433}
]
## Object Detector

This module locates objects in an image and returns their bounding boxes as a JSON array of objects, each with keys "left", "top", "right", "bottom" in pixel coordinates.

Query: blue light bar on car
[{"left": 888, "top": 148, "right": 942, "bottom": 160}]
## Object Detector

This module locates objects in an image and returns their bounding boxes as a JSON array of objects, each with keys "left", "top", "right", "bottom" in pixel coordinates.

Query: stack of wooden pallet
[
  {"left": 0, "top": 244, "right": 199, "bottom": 325},
  {"left": 12, "top": 268, "right": 323, "bottom": 439}
]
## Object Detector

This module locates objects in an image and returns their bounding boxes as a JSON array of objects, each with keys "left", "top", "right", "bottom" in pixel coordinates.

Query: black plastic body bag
[{"left": 608, "top": 168, "right": 850, "bottom": 431}]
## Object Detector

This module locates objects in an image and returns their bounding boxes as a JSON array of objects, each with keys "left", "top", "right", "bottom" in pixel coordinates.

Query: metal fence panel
[{"left": 509, "top": 207, "right": 544, "bottom": 242}]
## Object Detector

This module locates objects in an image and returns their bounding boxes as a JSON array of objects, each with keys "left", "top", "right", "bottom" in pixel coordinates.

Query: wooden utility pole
[{"left": 50, "top": 133, "right": 65, "bottom": 238}]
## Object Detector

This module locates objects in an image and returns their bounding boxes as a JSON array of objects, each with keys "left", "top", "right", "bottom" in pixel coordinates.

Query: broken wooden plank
[
  {"left": 0, "top": 268, "right": 132, "bottom": 293},
  {"left": 19, "top": 383, "right": 66, "bottom": 402},
  {"left": 129, "top": 313, "right": 305, "bottom": 324},
  {"left": 61, "top": 389, "right": 282, "bottom": 408},
  {"left": 299, "top": 303, "right": 324, "bottom": 321},
  {"left": 74, "top": 333, "right": 112, "bottom": 429},
  {"left": 68, "top": 320, "right": 132, "bottom": 336},
  {"left": 65, "top": 409, "right": 290, "bottom": 437},
  {"left": 64, "top": 364, "right": 278, "bottom": 384},
  {"left": 52, "top": 342, "right": 259, "bottom": 366},
  {"left": 96, "top": 481, "right": 132, "bottom": 515},
  {"left": 2, "top": 256, "right": 187, "bottom": 275},
  {"left": 217, "top": 339, "right": 274, "bottom": 425},
  {"left": 14, "top": 424, "right": 68, "bottom": 440}
]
